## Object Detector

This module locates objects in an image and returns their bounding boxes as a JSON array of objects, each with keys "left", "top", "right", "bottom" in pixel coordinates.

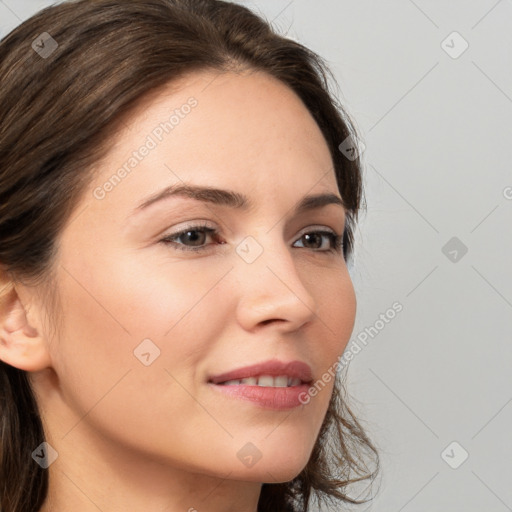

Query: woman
[{"left": 0, "top": 0, "right": 379, "bottom": 510}]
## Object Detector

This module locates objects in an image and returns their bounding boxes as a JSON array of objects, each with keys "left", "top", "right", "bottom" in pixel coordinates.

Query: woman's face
[{"left": 36, "top": 69, "right": 356, "bottom": 484}]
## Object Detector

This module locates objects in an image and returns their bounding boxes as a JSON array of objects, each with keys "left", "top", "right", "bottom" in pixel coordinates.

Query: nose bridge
[{"left": 234, "top": 230, "right": 317, "bottom": 329}]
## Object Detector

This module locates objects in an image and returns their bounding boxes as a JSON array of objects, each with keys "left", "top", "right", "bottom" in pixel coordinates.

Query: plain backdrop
[{"left": 1, "top": 1, "right": 511, "bottom": 511}]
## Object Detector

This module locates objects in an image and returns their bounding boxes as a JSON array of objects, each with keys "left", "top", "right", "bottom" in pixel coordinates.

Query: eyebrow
[{"left": 131, "top": 183, "right": 346, "bottom": 217}]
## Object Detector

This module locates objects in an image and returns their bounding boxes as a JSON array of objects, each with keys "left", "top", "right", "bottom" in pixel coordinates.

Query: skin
[{"left": 0, "top": 68, "right": 356, "bottom": 511}]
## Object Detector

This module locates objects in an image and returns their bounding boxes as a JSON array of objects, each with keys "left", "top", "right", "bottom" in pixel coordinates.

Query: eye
[
  {"left": 159, "top": 221, "right": 221, "bottom": 252},
  {"left": 294, "top": 230, "right": 343, "bottom": 253},
  {"left": 159, "top": 222, "right": 344, "bottom": 254}
]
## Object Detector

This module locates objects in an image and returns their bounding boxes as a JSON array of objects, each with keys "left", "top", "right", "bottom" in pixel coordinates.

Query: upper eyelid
[{"left": 165, "top": 221, "right": 343, "bottom": 238}]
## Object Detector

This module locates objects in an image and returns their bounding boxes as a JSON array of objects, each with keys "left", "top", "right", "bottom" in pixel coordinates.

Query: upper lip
[{"left": 208, "top": 359, "right": 313, "bottom": 384}]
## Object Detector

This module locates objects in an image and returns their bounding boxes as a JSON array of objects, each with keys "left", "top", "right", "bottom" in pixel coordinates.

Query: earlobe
[{"left": 0, "top": 278, "right": 52, "bottom": 372}]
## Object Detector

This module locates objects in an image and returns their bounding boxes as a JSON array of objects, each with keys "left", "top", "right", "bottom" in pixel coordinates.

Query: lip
[
  {"left": 208, "top": 383, "right": 311, "bottom": 410},
  {"left": 207, "top": 359, "right": 313, "bottom": 410},
  {"left": 207, "top": 359, "right": 313, "bottom": 385}
]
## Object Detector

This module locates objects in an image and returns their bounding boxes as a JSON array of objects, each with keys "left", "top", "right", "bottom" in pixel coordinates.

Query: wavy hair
[{"left": 0, "top": 0, "right": 379, "bottom": 510}]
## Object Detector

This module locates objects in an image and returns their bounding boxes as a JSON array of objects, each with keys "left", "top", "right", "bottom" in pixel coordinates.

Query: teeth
[
  {"left": 223, "top": 380, "right": 242, "bottom": 386},
  {"left": 257, "top": 375, "right": 274, "bottom": 387},
  {"left": 220, "top": 375, "right": 302, "bottom": 387},
  {"left": 240, "top": 377, "right": 258, "bottom": 385},
  {"left": 273, "top": 376, "right": 288, "bottom": 387}
]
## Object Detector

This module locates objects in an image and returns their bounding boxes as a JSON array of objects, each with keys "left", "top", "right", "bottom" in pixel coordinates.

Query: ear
[{"left": 0, "top": 274, "right": 52, "bottom": 372}]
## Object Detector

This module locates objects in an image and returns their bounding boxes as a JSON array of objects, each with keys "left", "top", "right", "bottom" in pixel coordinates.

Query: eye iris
[
  {"left": 303, "top": 233, "right": 322, "bottom": 249},
  {"left": 182, "top": 230, "right": 205, "bottom": 246}
]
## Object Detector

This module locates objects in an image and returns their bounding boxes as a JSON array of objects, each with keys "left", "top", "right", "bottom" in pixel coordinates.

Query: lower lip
[{"left": 208, "top": 382, "right": 310, "bottom": 410}]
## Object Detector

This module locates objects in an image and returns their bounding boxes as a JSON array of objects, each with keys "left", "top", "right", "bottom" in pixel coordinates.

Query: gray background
[{"left": 1, "top": 1, "right": 511, "bottom": 510}]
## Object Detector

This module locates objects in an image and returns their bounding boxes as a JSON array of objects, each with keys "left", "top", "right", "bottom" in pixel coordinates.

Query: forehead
[{"left": 84, "top": 69, "right": 338, "bottom": 218}]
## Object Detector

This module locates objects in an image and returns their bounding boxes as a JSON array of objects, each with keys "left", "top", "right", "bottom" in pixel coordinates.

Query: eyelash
[{"left": 160, "top": 221, "right": 344, "bottom": 255}]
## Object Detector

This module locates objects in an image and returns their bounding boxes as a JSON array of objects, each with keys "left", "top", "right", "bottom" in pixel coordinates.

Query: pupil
[
  {"left": 186, "top": 230, "right": 203, "bottom": 245},
  {"left": 304, "top": 233, "right": 320, "bottom": 248}
]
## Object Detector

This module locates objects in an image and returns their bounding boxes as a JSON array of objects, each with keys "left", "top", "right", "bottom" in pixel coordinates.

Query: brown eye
[
  {"left": 160, "top": 223, "right": 219, "bottom": 252},
  {"left": 294, "top": 231, "right": 343, "bottom": 253}
]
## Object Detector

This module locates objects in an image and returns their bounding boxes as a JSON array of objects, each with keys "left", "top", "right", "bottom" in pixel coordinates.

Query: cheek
[
  {"left": 56, "top": 247, "right": 223, "bottom": 345},
  {"left": 301, "top": 266, "right": 355, "bottom": 412},
  {"left": 314, "top": 265, "right": 357, "bottom": 359},
  {"left": 50, "top": 249, "right": 231, "bottom": 400},
  {"left": 48, "top": 254, "right": 228, "bottom": 458}
]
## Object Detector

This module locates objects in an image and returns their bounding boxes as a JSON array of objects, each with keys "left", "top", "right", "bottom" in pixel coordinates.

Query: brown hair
[{"left": 0, "top": 0, "right": 379, "bottom": 510}]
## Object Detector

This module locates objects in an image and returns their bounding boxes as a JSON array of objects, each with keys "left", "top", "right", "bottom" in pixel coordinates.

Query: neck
[
  {"left": 35, "top": 405, "right": 262, "bottom": 512},
  {"left": 38, "top": 436, "right": 262, "bottom": 512}
]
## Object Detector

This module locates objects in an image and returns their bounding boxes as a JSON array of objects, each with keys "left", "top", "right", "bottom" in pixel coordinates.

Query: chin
[
  {"left": 229, "top": 447, "right": 312, "bottom": 484},
  {"left": 233, "top": 461, "right": 309, "bottom": 484},
  {"left": 266, "top": 462, "right": 309, "bottom": 484}
]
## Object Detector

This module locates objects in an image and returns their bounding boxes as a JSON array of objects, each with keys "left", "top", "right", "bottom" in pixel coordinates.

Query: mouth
[
  {"left": 207, "top": 359, "right": 313, "bottom": 410},
  {"left": 207, "top": 359, "right": 313, "bottom": 386},
  {"left": 213, "top": 375, "right": 306, "bottom": 387}
]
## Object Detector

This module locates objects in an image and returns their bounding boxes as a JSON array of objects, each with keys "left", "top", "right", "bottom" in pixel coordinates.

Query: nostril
[{"left": 260, "top": 318, "right": 283, "bottom": 326}]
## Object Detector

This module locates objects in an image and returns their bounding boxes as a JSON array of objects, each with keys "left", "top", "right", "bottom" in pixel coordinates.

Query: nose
[{"left": 234, "top": 235, "right": 318, "bottom": 333}]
